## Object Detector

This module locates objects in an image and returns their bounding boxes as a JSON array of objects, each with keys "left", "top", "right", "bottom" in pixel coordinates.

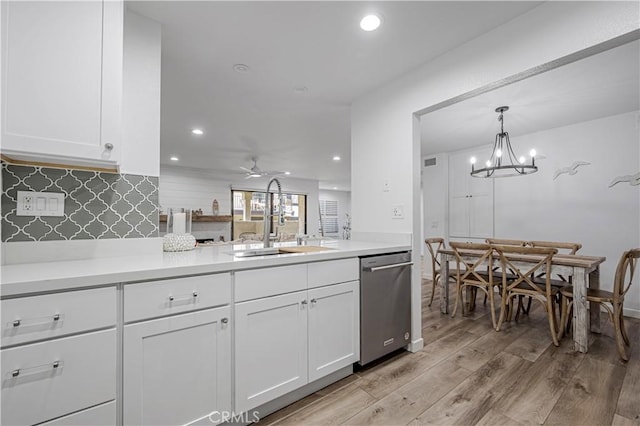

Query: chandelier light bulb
[
  {"left": 496, "top": 149, "right": 502, "bottom": 158},
  {"left": 486, "top": 160, "right": 492, "bottom": 167},
  {"left": 519, "top": 156, "right": 526, "bottom": 164},
  {"left": 530, "top": 149, "right": 537, "bottom": 158},
  {"left": 470, "top": 157, "right": 476, "bottom": 165}
]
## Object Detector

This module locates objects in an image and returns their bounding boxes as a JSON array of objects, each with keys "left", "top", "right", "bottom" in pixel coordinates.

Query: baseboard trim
[
  {"left": 408, "top": 337, "right": 424, "bottom": 352},
  {"left": 623, "top": 307, "right": 640, "bottom": 319}
]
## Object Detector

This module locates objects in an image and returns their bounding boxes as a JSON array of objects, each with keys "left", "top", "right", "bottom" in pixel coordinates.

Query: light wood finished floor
[{"left": 259, "top": 280, "right": 640, "bottom": 426}]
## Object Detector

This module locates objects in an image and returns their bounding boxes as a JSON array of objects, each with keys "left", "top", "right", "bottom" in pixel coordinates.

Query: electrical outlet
[
  {"left": 17, "top": 191, "right": 65, "bottom": 217},
  {"left": 392, "top": 204, "right": 404, "bottom": 219}
]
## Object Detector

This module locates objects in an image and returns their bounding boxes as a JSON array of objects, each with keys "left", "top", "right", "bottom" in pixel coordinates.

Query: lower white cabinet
[
  {"left": 234, "top": 291, "right": 308, "bottom": 414},
  {"left": 40, "top": 401, "right": 116, "bottom": 426},
  {"left": 235, "top": 281, "right": 360, "bottom": 413},
  {"left": 1, "top": 329, "right": 116, "bottom": 426},
  {"left": 123, "top": 307, "right": 231, "bottom": 426},
  {"left": 308, "top": 281, "right": 359, "bottom": 382}
]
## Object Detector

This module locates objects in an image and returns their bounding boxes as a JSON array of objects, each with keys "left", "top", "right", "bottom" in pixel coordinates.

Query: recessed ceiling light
[
  {"left": 333, "top": 187, "right": 338, "bottom": 190},
  {"left": 233, "top": 64, "right": 250, "bottom": 73},
  {"left": 284, "top": 171, "right": 291, "bottom": 175},
  {"left": 170, "top": 156, "right": 179, "bottom": 161},
  {"left": 360, "top": 14, "right": 381, "bottom": 31},
  {"left": 293, "top": 86, "right": 308, "bottom": 93},
  {"left": 332, "top": 156, "right": 341, "bottom": 161},
  {"left": 191, "top": 128, "right": 204, "bottom": 135}
]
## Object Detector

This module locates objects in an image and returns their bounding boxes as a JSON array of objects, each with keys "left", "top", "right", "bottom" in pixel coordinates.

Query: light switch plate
[
  {"left": 392, "top": 204, "right": 404, "bottom": 219},
  {"left": 17, "top": 191, "right": 65, "bottom": 217}
]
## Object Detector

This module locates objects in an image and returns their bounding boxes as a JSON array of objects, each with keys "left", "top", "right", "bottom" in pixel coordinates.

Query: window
[
  {"left": 231, "top": 190, "right": 307, "bottom": 240},
  {"left": 319, "top": 199, "right": 339, "bottom": 234}
]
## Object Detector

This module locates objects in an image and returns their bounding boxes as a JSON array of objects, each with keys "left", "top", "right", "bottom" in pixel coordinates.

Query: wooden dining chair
[
  {"left": 492, "top": 245, "right": 561, "bottom": 346},
  {"left": 424, "top": 238, "right": 457, "bottom": 307},
  {"left": 528, "top": 240, "right": 582, "bottom": 313},
  {"left": 529, "top": 240, "right": 582, "bottom": 255},
  {"left": 560, "top": 248, "right": 639, "bottom": 361},
  {"left": 486, "top": 238, "right": 527, "bottom": 247},
  {"left": 449, "top": 242, "right": 501, "bottom": 329}
]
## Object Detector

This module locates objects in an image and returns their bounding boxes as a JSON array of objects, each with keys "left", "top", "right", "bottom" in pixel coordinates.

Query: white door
[
  {"left": 308, "top": 281, "right": 359, "bottom": 382},
  {"left": 448, "top": 195, "right": 469, "bottom": 238},
  {"left": 1, "top": 1, "right": 122, "bottom": 165},
  {"left": 469, "top": 192, "right": 494, "bottom": 239},
  {"left": 235, "top": 291, "right": 308, "bottom": 414},
  {"left": 123, "top": 307, "right": 231, "bottom": 426}
]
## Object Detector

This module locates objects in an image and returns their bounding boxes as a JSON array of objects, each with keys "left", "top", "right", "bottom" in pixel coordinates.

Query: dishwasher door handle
[{"left": 365, "top": 261, "right": 413, "bottom": 272}]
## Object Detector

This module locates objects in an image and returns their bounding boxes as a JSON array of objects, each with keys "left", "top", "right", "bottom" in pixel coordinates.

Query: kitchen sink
[
  {"left": 233, "top": 245, "right": 333, "bottom": 257},
  {"left": 233, "top": 247, "right": 284, "bottom": 257}
]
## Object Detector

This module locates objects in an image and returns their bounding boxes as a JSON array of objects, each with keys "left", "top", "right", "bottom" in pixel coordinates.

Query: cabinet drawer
[
  {"left": 235, "top": 265, "right": 307, "bottom": 302},
  {"left": 1, "top": 287, "right": 116, "bottom": 347},
  {"left": 124, "top": 273, "right": 231, "bottom": 323},
  {"left": 1, "top": 329, "right": 116, "bottom": 426},
  {"left": 40, "top": 400, "right": 116, "bottom": 425},
  {"left": 308, "top": 258, "right": 359, "bottom": 289}
]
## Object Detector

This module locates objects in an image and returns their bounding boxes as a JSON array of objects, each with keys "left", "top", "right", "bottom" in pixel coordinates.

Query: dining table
[{"left": 438, "top": 247, "right": 606, "bottom": 353}]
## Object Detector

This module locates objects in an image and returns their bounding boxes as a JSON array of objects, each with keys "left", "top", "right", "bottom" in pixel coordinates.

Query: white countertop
[{"left": 1, "top": 240, "right": 411, "bottom": 297}]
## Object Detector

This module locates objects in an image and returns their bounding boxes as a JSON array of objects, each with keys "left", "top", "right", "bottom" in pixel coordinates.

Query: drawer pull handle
[
  {"left": 301, "top": 300, "right": 308, "bottom": 305},
  {"left": 11, "top": 313, "right": 62, "bottom": 328},
  {"left": 11, "top": 360, "right": 62, "bottom": 378},
  {"left": 310, "top": 298, "right": 317, "bottom": 305},
  {"left": 221, "top": 317, "right": 229, "bottom": 324},
  {"left": 168, "top": 292, "right": 199, "bottom": 303}
]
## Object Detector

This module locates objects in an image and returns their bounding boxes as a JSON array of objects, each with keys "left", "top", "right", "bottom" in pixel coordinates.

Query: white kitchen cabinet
[
  {"left": 234, "top": 291, "right": 308, "bottom": 414},
  {"left": 39, "top": 401, "right": 116, "bottom": 426},
  {"left": 123, "top": 307, "right": 231, "bottom": 426},
  {"left": 308, "top": 280, "right": 359, "bottom": 382},
  {"left": 1, "top": 0, "right": 123, "bottom": 168},
  {"left": 1, "top": 329, "right": 116, "bottom": 426},
  {"left": 235, "top": 260, "right": 361, "bottom": 413},
  {"left": 449, "top": 149, "right": 494, "bottom": 239}
]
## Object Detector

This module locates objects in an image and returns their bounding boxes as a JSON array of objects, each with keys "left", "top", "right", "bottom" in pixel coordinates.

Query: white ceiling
[
  {"left": 420, "top": 39, "right": 640, "bottom": 156},
  {"left": 127, "top": 1, "right": 543, "bottom": 190}
]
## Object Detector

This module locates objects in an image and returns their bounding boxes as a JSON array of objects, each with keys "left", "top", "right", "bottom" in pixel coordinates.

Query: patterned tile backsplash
[{"left": 1, "top": 162, "right": 159, "bottom": 242}]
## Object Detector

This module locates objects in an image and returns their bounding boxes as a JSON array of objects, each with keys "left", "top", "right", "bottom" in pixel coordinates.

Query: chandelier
[{"left": 470, "top": 106, "right": 538, "bottom": 178}]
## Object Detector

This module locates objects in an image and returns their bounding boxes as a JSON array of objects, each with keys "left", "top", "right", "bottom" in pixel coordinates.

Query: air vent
[{"left": 423, "top": 157, "right": 437, "bottom": 167}]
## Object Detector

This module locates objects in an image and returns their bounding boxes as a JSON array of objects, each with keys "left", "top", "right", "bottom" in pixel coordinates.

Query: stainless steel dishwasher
[{"left": 359, "top": 251, "right": 412, "bottom": 365}]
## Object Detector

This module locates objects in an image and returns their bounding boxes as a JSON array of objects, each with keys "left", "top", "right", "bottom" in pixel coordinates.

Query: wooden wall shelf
[{"left": 159, "top": 214, "right": 233, "bottom": 223}]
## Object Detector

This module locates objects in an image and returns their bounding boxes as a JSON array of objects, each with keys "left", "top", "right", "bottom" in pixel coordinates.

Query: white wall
[
  {"left": 121, "top": 9, "right": 161, "bottom": 177},
  {"left": 494, "top": 112, "right": 640, "bottom": 316},
  {"left": 318, "top": 189, "right": 351, "bottom": 239},
  {"left": 160, "top": 165, "right": 321, "bottom": 240},
  {"left": 351, "top": 2, "right": 639, "bottom": 351},
  {"left": 421, "top": 153, "right": 449, "bottom": 278}
]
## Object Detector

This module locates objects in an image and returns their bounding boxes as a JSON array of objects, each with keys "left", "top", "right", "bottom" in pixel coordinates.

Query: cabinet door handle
[
  {"left": 104, "top": 143, "right": 114, "bottom": 151},
  {"left": 310, "top": 298, "right": 317, "bottom": 305},
  {"left": 11, "top": 313, "right": 61, "bottom": 328},
  {"left": 221, "top": 317, "right": 229, "bottom": 324},
  {"left": 168, "top": 292, "right": 198, "bottom": 303},
  {"left": 11, "top": 360, "right": 62, "bottom": 378},
  {"left": 300, "top": 300, "right": 308, "bottom": 306}
]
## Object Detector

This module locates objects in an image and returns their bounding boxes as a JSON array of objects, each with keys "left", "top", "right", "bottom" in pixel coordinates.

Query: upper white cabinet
[
  {"left": 1, "top": 0, "right": 123, "bottom": 168},
  {"left": 449, "top": 149, "right": 494, "bottom": 239}
]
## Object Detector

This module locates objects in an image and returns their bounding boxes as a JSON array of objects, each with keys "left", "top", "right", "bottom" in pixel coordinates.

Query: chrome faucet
[{"left": 263, "top": 177, "right": 285, "bottom": 248}]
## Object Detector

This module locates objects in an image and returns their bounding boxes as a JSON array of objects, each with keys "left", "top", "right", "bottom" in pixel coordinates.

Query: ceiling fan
[{"left": 239, "top": 158, "right": 284, "bottom": 179}]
